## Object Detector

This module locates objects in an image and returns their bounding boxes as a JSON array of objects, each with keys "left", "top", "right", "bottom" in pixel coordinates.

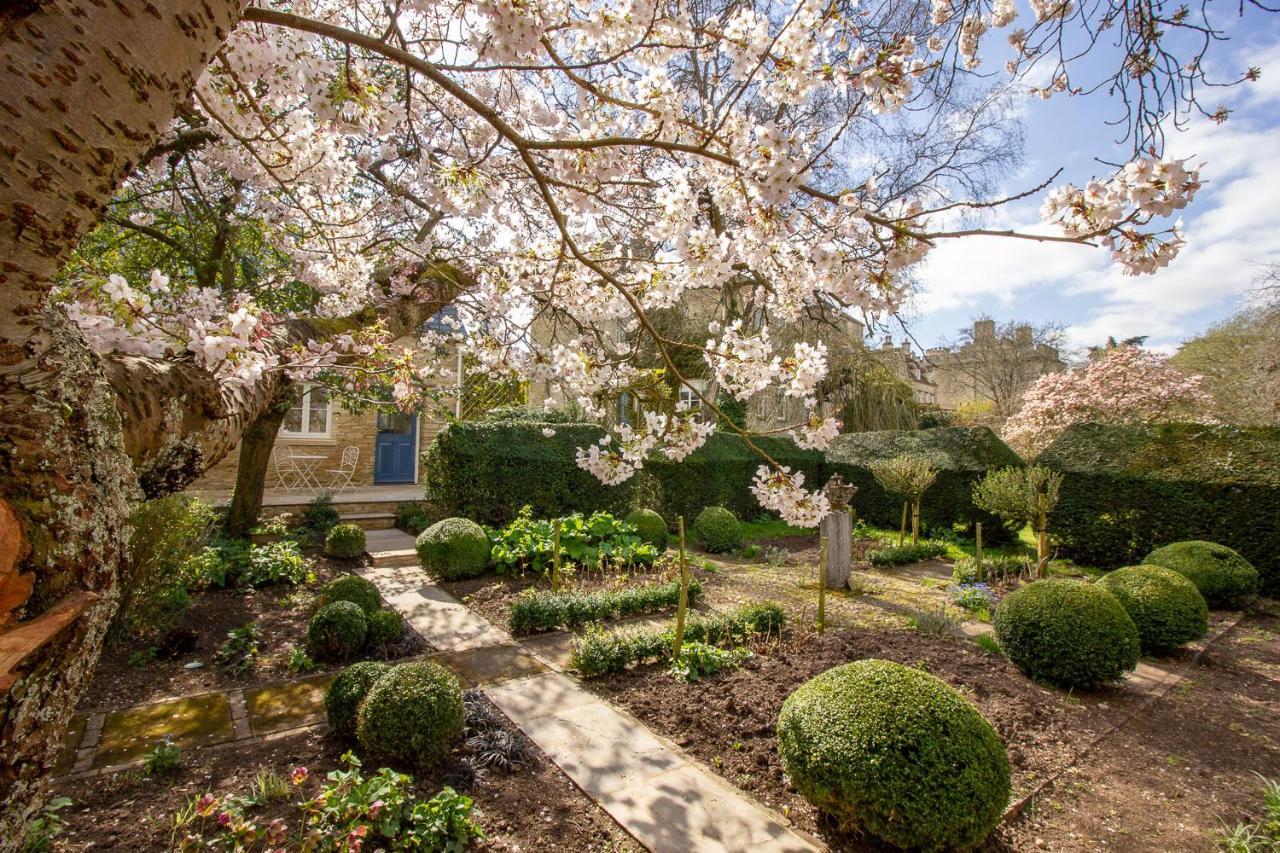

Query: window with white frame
[
  {"left": 281, "top": 385, "right": 331, "bottom": 438},
  {"left": 677, "top": 380, "right": 706, "bottom": 409}
]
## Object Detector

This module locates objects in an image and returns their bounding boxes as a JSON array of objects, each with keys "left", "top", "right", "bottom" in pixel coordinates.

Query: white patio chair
[
  {"left": 271, "top": 446, "right": 303, "bottom": 491},
  {"left": 325, "top": 446, "right": 359, "bottom": 494}
]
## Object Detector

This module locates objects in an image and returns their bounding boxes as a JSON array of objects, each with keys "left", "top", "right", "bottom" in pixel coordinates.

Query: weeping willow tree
[{"left": 820, "top": 346, "right": 920, "bottom": 433}]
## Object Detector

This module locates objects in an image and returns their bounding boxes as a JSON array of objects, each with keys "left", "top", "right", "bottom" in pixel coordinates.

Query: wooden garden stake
[
  {"left": 551, "top": 521, "right": 561, "bottom": 592},
  {"left": 673, "top": 516, "right": 690, "bottom": 658},
  {"left": 898, "top": 501, "right": 908, "bottom": 547},
  {"left": 817, "top": 534, "right": 828, "bottom": 635},
  {"left": 975, "top": 522, "right": 984, "bottom": 583},
  {"left": 910, "top": 499, "right": 921, "bottom": 545}
]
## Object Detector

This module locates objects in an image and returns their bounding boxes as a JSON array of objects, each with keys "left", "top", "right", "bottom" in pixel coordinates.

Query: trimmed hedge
[
  {"left": 1142, "top": 540, "right": 1259, "bottom": 608},
  {"left": 692, "top": 506, "right": 741, "bottom": 553},
  {"left": 1097, "top": 565, "right": 1208, "bottom": 652},
  {"left": 777, "top": 660, "right": 1011, "bottom": 850},
  {"left": 325, "top": 661, "right": 391, "bottom": 739},
  {"left": 1037, "top": 423, "right": 1280, "bottom": 588},
  {"left": 356, "top": 661, "right": 465, "bottom": 766},
  {"left": 367, "top": 608, "right": 405, "bottom": 647},
  {"left": 509, "top": 577, "right": 702, "bottom": 634},
  {"left": 307, "top": 601, "right": 369, "bottom": 662},
  {"left": 319, "top": 574, "right": 382, "bottom": 614},
  {"left": 866, "top": 540, "right": 948, "bottom": 567},
  {"left": 624, "top": 508, "right": 669, "bottom": 552},
  {"left": 826, "top": 427, "right": 1024, "bottom": 541},
  {"left": 994, "top": 579, "right": 1140, "bottom": 688},
  {"left": 416, "top": 517, "right": 491, "bottom": 580}
]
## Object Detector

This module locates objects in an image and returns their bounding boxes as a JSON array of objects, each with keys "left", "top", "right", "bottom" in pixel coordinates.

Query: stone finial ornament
[{"left": 823, "top": 473, "right": 857, "bottom": 512}]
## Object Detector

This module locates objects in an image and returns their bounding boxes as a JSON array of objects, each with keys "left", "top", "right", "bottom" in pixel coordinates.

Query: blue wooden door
[{"left": 374, "top": 412, "right": 417, "bottom": 483}]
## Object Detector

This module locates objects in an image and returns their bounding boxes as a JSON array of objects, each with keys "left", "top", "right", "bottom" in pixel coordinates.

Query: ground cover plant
[{"left": 508, "top": 577, "right": 702, "bottom": 633}]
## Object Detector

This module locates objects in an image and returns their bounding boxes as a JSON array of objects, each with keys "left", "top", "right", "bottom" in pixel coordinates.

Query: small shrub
[
  {"left": 416, "top": 518, "right": 491, "bottom": 580},
  {"left": 738, "top": 601, "right": 786, "bottom": 634},
  {"left": 692, "top": 506, "right": 742, "bottom": 553},
  {"left": 357, "top": 662, "right": 465, "bottom": 766},
  {"left": 213, "top": 624, "right": 260, "bottom": 676},
  {"left": 287, "top": 647, "right": 317, "bottom": 674},
  {"left": 994, "top": 579, "right": 1140, "bottom": 688},
  {"left": 116, "top": 495, "right": 216, "bottom": 640},
  {"left": 243, "top": 540, "right": 314, "bottom": 587},
  {"left": 624, "top": 508, "right": 669, "bottom": 552},
  {"left": 508, "top": 577, "right": 701, "bottom": 634},
  {"left": 1097, "top": 565, "right": 1209, "bottom": 652},
  {"left": 319, "top": 574, "right": 382, "bottom": 614},
  {"left": 909, "top": 605, "right": 959, "bottom": 636},
  {"left": 395, "top": 501, "right": 432, "bottom": 536},
  {"left": 1142, "top": 540, "right": 1260, "bottom": 608},
  {"left": 325, "top": 661, "right": 393, "bottom": 739},
  {"left": 740, "top": 543, "right": 762, "bottom": 560},
  {"left": 952, "top": 554, "right": 1029, "bottom": 584},
  {"left": 866, "top": 540, "right": 948, "bottom": 567},
  {"left": 21, "top": 795, "right": 71, "bottom": 852},
  {"left": 776, "top": 659, "right": 1011, "bottom": 850},
  {"left": 308, "top": 601, "right": 369, "bottom": 662},
  {"left": 142, "top": 736, "right": 183, "bottom": 777},
  {"left": 300, "top": 493, "right": 341, "bottom": 535},
  {"left": 324, "top": 523, "right": 367, "bottom": 559},
  {"left": 367, "top": 608, "right": 405, "bottom": 647},
  {"left": 669, "top": 642, "right": 750, "bottom": 683}
]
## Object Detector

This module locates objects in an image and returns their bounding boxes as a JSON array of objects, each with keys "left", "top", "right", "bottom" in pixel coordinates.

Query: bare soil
[
  {"left": 590, "top": 615, "right": 1280, "bottom": 852},
  {"left": 80, "top": 555, "right": 430, "bottom": 711},
  {"left": 51, "top": 695, "right": 639, "bottom": 852}
]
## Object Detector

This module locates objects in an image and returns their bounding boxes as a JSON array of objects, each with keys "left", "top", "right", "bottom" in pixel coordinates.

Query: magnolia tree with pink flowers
[
  {"left": 1003, "top": 346, "right": 1214, "bottom": 455},
  {"left": 0, "top": 0, "right": 1270, "bottom": 831}
]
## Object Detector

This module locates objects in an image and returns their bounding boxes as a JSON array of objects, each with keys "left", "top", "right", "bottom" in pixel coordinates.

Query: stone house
[
  {"left": 924, "top": 319, "right": 1065, "bottom": 413},
  {"left": 872, "top": 339, "right": 938, "bottom": 405}
]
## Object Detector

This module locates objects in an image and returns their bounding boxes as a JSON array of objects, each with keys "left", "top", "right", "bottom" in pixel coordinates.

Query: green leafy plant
[
  {"left": 308, "top": 601, "right": 369, "bottom": 662},
  {"left": 739, "top": 543, "right": 762, "bottom": 560},
  {"left": 972, "top": 465, "right": 1063, "bottom": 576},
  {"left": 1097, "top": 564, "right": 1209, "bottom": 652},
  {"left": 21, "top": 796, "right": 71, "bottom": 853},
  {"left": 866, "top": 540, "right": 948, "bottom": 567},
  {"left": 777, "top": 659, "right": 1011, "bottom": 851},
  {"left": 324, "top": 522, "right": 367, "bottom": 559},
  {"left": 142, "top": 736, "right": 183, "bottom": 777},
  {"left": 1215, "top": 775, "right": 1280, "bottom": 852},
  {"left": 242, "top": 540, "right": 315, "bottom": 587},
  {"left": 974, "top": 633, "right": 1003, "bottom": 655},
  {"left": 395, "top": 501, "right": 432, "bottom": 536},
  {"left": 692, "top": 506, "right": 742, "bottom": 553},
  {"left": 909, "top": 605, "right": 958, "bottom": 636},
  {"left": 508, "top": 577, "right": 701, "bottom": 634},
  {"left": 488, "top": 507, "right": 656, "bottom": 574},
  {"left": 356, "top": 662, "right": 465, "bottom": 767},
  {"left": 300, "top": 493, "right": 341, "bottom": 537},
  {"left": 288, "top": 646, "right": 318, "bottom": 674},
  {"left": 952, "top": 554, "right": 1029, "bottom": 584},
  {"left": 1142, "top": 540, "right": 1260, "bottom": 608},
  {"left": 668, "top": 642, "right": 750, "bottom": 682},
  {"left": 214, "top": 624, "right": 260, "bottom": 676},
  {"left": 114, "top": 495, "right": 216, "bottom": 640},
  {"left": 416, "top": 517, "right": 491, "bottom": 580},
  {"left": 995, "top": 579, "right": 1140, "bottom": 688},
  {"left": 319, "top": 574, "right": 383, "bottom": 614}
]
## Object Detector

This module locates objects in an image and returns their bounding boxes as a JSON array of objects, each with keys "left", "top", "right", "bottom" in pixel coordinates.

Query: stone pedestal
[{"left": 821, "top": 509, "right": 852, "bottom": 590}]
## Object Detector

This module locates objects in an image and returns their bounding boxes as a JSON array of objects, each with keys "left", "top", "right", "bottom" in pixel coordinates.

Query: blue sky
[{"left": 897, "top": 10, "right": 1280, "bottom": 356}]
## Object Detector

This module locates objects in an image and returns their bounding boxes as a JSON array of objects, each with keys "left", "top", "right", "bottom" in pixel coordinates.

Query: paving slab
[
  {"left": 436, "top": 643, "right": 547, "bottom": 686},
  {"left": 96, "top": 693, "right": 234, "bottom": 767},
  {"left": 359, "top": 566, "right": 511, "bottom": 650},
  {"left": 246, "top": 674, "right": 333, "bottom": 735}
]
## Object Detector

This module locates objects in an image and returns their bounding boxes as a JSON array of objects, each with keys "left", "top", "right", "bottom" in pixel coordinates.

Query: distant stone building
[
  {"left": 872, "top": 339, "right": 938, "bottom": 405},
  {"left": 924, "top": 319, "right": 1065, "bottom": 415}
]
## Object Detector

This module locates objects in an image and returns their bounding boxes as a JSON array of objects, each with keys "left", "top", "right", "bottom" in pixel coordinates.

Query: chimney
[
  {"left": 974, "top": 319, "right": 996, "bottom": 340},
  {"left": 1015, "top": 325, "right": 1033, "bottom": 346},
  {"left": 881, "top": 338, "right": 893, "bottom": 350},
  {"left": 899, "top": 342, "right": 911, "bottom": 354}
]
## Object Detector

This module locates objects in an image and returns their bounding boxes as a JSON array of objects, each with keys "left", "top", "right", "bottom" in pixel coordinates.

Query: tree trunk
[
  {"left": 911, "top": 500, "right": 921, "bottom": 546},
  {"left": 0, "top": 1, "right": 244, "bottom": 839},
  {"left": 224, "top": 393, "right": 291, "bottom": 539}
]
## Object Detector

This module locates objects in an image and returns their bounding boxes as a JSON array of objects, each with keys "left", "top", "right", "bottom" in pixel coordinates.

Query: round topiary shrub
[
  {"left": 367, "top": 608, "right": 404, "bottom": 647},
  {"left": 1142, "top": 540, "right": 1259, "bottom": 608},
  {"left": 319, "top": 574, "right": 382, "bottom": 614},
  {"left": 1097, "top": 565, "right": 1209, "bottom": 652},
  {"left": 308, "top": 601, "right": 369, "bottom": 662},
  {"left": 777, "top": 659, "right": 1010, "bottom": 851},
  {"left": 692, "top": 506, "right": 742, "bottom": 554},
  {"left": 323, "top": 522, "right": 367, "bottom": 559},
  {"left": 325, "top": 660, "right": 391, "bottom": 739},
  {"left": 994, "top": 579, "right": 1140, "bottom": 688},
  {"left": 624, "top": 508, "right": 668, "bottom": 552},
  {"left": 356, "top": 661, "right": 464, "bottom": 766},
  {"left": 416, "top": 518, "right": 490, "bottom": 580}
]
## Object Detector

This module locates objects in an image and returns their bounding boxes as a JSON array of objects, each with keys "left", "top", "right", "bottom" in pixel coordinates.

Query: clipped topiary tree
[
  {"left": 777, "top": 659, "right": 1011, "bottom": 851},
  {"left": 324, "top": 660, "right": 392, "bottom": 739},
  {"left": 971, "top": 464, "right": 1063, "bottom": 576},
  {"left": 356, "top": 661, "right": 465, "bottom": 766},
  {"left": 869, "top": 454, "right": 939, "bottom": 545},
  {"left": 308, "top": 601, "right": 369, "bottom": 662},
  {"left": 994, "top": 579, "right": 1140, "bottom": 688},
  {"left": 318, "top": 574, "right": 382, "bottom": 614},
  {"left": 416, "top": 517, "right": 491, "bottom": 579},
  {"left": 624, "top": 508, "right": 669, "bottom": 552},
  {"left": 366, "top": 608, "right": 404, "bottom": 647},
  {"left": 692, "top": 506, "right": 742, "bottom": 553},
  {"left": 323, "top": 522, "right": 367, "bottom": 559},
  {"left": 1097, "top": 565, "right": 1208, "bottom": 652},
  {"left": 1142, "top": 540, "right": 1259, "bottom": 608}
]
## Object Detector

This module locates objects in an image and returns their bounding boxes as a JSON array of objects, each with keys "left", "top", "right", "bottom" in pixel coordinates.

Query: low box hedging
[
  {"left": 866, "top": 540, "right": 948, "bottom": 567},
  {"left": 307, "top": 601, "right": 369, "bottom": 662},
  {"left": 692, "top": 506, "right": 742, "bottom": 553},
  {"left": 508, "top": 577, "right": 702, "bottom": 634},
  {"left": 569, "top": 601, "right": 785, "bottom": 677},
  {"left": 1037, "top": 423, "right": 1280, "bottom": 588},
  {"left": 356, "top": 661, "right": 465, "bottom": 767},
  {"left": 776, "top": 659, "right": 1011, "bottom": 850},
  {"left": 323, "top": 523, "right": 367, "bottom": 559},
  {"left": 1097, "top": 565, "right": 1208, "bottom": 652},
  {"left": 826, "top": 427, "right": 1024, "bottom": 541},
  {"left": 325, "top": 660, "right": 391, "bottom": 738}
]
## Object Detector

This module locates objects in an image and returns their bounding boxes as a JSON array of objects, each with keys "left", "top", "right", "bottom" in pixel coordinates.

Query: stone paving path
[{"left": 361, "top": 528, "right": 822, "bottom": 853}]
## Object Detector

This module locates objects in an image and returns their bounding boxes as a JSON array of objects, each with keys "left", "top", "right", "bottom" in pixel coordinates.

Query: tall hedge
[
  {"left": 825, "top": 427, "right": 1024, "bottom": 539},
  {"left": 423, "top": 421, "right": 635, "bottom": 524},
  {"left": 1037, "top": 423, "right": 1280, "bottom": 587}
]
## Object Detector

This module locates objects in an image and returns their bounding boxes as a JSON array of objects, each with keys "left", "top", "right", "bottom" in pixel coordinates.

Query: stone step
[{"left": 339, "top": 512, "right": 396, "bottom": 531}]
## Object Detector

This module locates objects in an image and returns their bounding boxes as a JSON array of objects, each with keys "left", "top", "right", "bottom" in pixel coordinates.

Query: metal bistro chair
[
  {"left": 271, "top": 446, "right": 303, "bottom": 492},
  {"left": 325, "top": 446, "right": 359, "bottom": 494}
]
